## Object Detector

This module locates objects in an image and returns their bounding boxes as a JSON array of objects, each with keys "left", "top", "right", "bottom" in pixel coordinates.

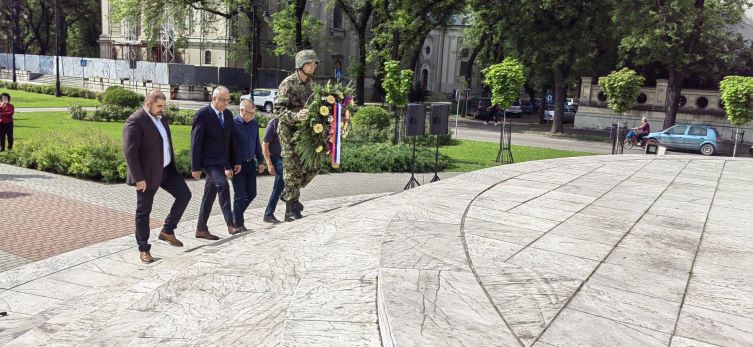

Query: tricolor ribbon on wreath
[{"left": 329, "top": 102, "right": 342, "bottom": 168}]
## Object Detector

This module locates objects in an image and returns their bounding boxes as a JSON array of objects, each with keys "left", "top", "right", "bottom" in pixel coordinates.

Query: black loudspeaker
[
  {"left": 430, "top": 103, "right": 449, "bottom": 135},
  {"left": 405, "top": 103, "right": 425, "bottom": 136}
]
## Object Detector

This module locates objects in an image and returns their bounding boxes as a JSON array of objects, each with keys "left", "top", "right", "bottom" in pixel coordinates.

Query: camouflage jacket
[{"left": 273, "top": 72, "right": 314, "bottom": 148}]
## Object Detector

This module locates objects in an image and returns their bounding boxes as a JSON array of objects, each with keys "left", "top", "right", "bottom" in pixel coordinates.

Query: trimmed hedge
[
  {"left": 339, "top": 143, "right": 450, "bottom": 173},
  {"left": 0, "top": 81, "right": 99, "bottom": 99},
  {"left": 1, "top": 129, "right": 194, "bottom": 182},
  {"left": 69, "top": 102, "right": 197, "bottom": 125},
  {"left": 3, "top": 129, "right": 127, "bottom": 182}
]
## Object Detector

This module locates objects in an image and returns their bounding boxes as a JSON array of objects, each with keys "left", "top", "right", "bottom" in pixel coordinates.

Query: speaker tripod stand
[
  {"left": 404, "top": 136, "right": 421, "bottom": 190},
  {"left": 430, "top": 134, "right": 441, "bottom": 182}
]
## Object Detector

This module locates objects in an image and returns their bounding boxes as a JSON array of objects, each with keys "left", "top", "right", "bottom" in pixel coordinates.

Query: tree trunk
[
  {"left": 664, "top": 68, "right": 684, "bottom": 130},
  {"left": 464, "top": 31, "right": 486, "bottom": 117},
  {"left": 356, "top": 17, "right": 368, "bottom": 106},
  {"left": 356, "top": 2, "right": 373, "bottom": 106},
  {"left": 294, "top": 0, "right": 306, "bottom": 50},
  {"left": 537, "top": 90, "right": 546, "bottom": 124},
  {"left": 372, "top": 62, "right": 385, "bottom": 103},
  {"left": 552, "top": 64, "right": 566, "bottom": 134}
]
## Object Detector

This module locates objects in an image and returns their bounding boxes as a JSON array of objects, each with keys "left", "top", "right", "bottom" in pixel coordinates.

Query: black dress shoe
[{"left": 263, "top": 215, "right": 281, "bottom": 224}]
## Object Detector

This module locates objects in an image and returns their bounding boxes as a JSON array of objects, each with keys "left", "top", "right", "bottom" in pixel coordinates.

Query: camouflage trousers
[{"left": 281, "top": 150, "right": 319, "bottom": 203}]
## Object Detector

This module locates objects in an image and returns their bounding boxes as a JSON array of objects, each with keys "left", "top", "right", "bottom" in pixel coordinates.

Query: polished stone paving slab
[{"left": 1, "top": 155, "right": 752, "bottom": 346}]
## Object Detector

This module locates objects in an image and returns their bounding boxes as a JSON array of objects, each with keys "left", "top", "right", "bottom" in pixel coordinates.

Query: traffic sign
[
  {"left": 335, "top": 68, "right": 343, "bottom": 79},
  {"left": 546, "top": 94, "right": 553, "bottom": 103},
  {"left": 80, "top": 59, "right": 88, "bottom": 67}
]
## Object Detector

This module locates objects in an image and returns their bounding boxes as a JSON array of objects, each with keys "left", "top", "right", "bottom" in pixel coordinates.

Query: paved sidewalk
[
  {"left": 1, "top": 155, "right": 751, "bottom": 346},
  {"left": 0, "top": 162, "right": 458, "bottom": 273}
]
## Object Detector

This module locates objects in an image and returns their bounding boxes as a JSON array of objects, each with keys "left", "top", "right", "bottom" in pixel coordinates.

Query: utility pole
[{"left": 54, "top": 0, "right": 62, "bottom": 97}]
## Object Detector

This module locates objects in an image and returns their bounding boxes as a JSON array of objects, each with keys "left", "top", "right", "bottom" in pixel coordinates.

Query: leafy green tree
[
  {"left": 482, "top": 58, "right": 526, "bottom": 112},
  {"left": 368, "top": 0, "right": 464, "bottom": 101},
  {"left": 598, "top": 68, "right": 645, "bottom": 115},
  {"left": 720, "top": 75, "right": 753, "bottom": 156},
  {"left": 473, "top": 0, "right": 615, "bottom": 133},
  {"left": 612, "top": 0, "right": 751, "bottom": 130},
  {"left": 271, "top": 0, "right": 322, "bottom": 57},
  {"left": 332, "top": 0, "right": 374, "bottom": 106},
  {"left": 0, "top": 0, "right": 100, "bottom": 56},
  {"left": 382, "top": 60, "right": 413, "bottom": 144}
]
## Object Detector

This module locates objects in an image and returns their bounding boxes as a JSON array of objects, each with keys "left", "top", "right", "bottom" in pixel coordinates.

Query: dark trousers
[
  {"left": 0, "top": 122, "right": 13, "bottom": 151},
  {"left": 264, "top": 155, "right": 284, "bottom": 217},
  {"left": 231, "top": 160, "right": 258, "bottom": 227},
  {"left": 197, "top": 166, "right": 234, "bottom": 231},
  {"left": 135, "top": 166, "right": 191, "bottom": 252}
]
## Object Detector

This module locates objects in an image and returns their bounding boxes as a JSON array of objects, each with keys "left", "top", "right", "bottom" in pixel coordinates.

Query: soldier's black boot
[
  {"left": 284, "top": 202, "right": 297, "bottom": 222},
  {"left": 292, "top": 201, "right": 304, "bottom": 219}
]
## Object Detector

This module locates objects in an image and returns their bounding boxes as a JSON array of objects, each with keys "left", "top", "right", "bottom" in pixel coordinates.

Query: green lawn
[
  {"left": 0, "top": 88, "right": 101, "bottom": 108},
  {"left": 441, "top": 139, "right": 594, "bottom": 172},
  {"left": 4, "top": 111, "right": 596, "bottom": 172}
]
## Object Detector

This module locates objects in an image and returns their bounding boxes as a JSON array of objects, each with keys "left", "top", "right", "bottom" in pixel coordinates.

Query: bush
[
  {"left": 255, "top": 113, "right": 271, "bottom": 128},
  {"left": 68, "top": 104, "right": 87, "bottom": 120},
  {"left": 3, "top": 129, "right": 127, "bottom": 182},
  {"left": 339, "top": 143, "right": 451, "bottom": 173},
  {"left": 230, "top": 92, "right": 241, "bottom": 105},
  {"left": 347, "top": 106, "right": 393, "bottom": 144},
  {"left": 100, "top": 86, "right": 143, "bottom": 108},
  {"left": 163, "top": 104, "right": 195, "bottom": 125},
  {"left": 91, "top": 104, "right": 135, "bottom": 122}
]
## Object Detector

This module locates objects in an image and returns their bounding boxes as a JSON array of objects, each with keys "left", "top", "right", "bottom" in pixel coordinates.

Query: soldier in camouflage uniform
[{"left": 274, "top": 49, "right": 320, "bottom": 222}]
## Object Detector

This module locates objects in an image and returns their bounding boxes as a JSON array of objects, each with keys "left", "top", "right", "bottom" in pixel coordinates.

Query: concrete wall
[{"left": 575, "top": 106, "right": 753, "bottom": 144}]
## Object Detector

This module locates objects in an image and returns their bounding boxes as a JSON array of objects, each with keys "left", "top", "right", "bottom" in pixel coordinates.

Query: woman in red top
[{"left": 0, "top": 92, "right": 14, "bottom": 151}]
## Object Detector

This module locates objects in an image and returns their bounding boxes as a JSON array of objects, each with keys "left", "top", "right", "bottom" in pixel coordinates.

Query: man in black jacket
[
  {"left": 190, "top": 86, "right": 242, "bottom": 240},
  {"left": 123, "top": 90, "right": 191, "bottom": 263}
]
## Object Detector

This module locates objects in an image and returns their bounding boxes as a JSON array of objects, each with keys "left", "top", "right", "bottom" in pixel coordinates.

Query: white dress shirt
[{"left": 144, "top": 107, "right": 171, "bottom": 168}]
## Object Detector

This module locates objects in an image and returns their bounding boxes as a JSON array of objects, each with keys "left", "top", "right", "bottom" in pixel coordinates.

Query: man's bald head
[{"left": 211, "top": 86, "right": 231, "bottom": 112}]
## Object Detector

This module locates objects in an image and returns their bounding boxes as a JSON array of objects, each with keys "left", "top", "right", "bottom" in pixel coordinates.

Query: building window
[
  {"left": 333, "top": 5, "right": 343, "bottom": 29},
  {"left": 421, "top": 69, "right": 429, "bottom": 89},
  {"left": 424, "top": 46, "right": 431, "bottom": 56},
  {"left": 204, "top": 51, "right": 212, "bottom": 65}
]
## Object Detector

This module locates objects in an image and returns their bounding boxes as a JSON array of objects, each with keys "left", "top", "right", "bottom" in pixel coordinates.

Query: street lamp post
[{"left": 54, "top": 0, "right": 62, "bottom": 97}]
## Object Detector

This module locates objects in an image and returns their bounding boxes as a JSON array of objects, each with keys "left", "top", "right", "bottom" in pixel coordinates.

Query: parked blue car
[{"left": 646, "top": 124, "right": 721, "bottom": 156}]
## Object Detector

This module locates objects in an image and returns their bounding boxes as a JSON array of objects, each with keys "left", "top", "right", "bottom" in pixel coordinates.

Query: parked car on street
[
  {"left": 543, "top": 104, "right": 576, "bottom": 123},
  {"left": 505, "top": 100, "right": 523, "bottom": 118},
  {"left": 520, "top": 99, "right": 533, "bottom": 114},
  {"left": 240, "top": 88, "right": 278, "bottom": 113},
  {"left": 645, "top": 124, "right": 721, "bottom": 156}
]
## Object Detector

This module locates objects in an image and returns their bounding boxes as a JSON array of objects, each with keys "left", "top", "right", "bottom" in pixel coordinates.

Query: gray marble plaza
[{"left": 1, "top": 155, "right": 752, "bottom": 346}]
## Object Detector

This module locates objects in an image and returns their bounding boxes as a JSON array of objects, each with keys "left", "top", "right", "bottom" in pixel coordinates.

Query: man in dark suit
[
  {"left": 123, "top": 90, "right": 191, "bottom": 263},
  {"left": 191, "top": 86, "right": 242, "bottom": 240}
]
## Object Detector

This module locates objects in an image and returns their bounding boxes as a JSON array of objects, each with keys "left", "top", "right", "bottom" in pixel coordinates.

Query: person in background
[
  {"left": 0, "top": 93, "right": 14, "bottom": 152},
  {"left": 262, "top": 116, "right": 284, "bottom": 224},
  {"left": 630, "top": 116, "right": 651, "bottom": 147},
  {"left": 231, "top": 99, "right": 265, "bottom": 231}
]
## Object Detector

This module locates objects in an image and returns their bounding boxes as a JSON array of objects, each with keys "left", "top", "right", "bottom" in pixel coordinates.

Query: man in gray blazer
[{"left": 123, "top": 90, "right": 192, "bottom": 263}]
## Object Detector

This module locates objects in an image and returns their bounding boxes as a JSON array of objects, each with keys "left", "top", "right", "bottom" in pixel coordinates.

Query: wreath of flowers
[{"left": 292, "top": 80, "right": 356, "bottom": 171}]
